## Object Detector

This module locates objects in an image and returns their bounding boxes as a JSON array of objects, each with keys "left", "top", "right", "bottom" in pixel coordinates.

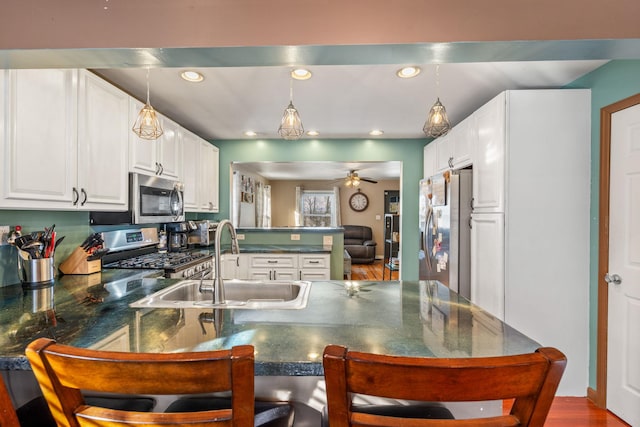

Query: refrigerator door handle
[{"left": 424, "top": 206, "right": 433, "bottom": 272}]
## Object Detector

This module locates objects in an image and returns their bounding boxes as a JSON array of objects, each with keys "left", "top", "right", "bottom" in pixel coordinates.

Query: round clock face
[{"left": 349, "top": 191, "right": 369, "bottom": 212}]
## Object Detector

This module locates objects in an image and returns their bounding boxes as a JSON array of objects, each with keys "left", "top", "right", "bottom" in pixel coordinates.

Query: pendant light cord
[{"left": 145, "top": 67, "right": 151, "bottom": 105}]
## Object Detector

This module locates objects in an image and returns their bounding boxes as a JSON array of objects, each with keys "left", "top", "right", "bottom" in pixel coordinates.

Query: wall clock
[{"left": 349, "top": 190, "right": 369, "bottom": 212}]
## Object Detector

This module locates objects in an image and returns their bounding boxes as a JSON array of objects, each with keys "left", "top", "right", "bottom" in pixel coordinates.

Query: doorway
[{"left": 596, "top": 93, "right": 640, "bottom": 426}]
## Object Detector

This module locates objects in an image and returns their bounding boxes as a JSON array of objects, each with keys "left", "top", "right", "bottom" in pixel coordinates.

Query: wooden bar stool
[
  {"left": 26, "top": 338, "right": 283, "bottom": 427},
  {"left": 323, "top": 345, "right": 566, "bottom": 427}
]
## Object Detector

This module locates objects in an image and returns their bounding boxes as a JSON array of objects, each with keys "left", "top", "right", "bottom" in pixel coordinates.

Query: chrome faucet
[{"left": 213, "top": 219, "right": 240, "bottom": 304}]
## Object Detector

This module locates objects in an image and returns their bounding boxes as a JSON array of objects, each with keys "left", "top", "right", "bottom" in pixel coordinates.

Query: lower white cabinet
[
  {"left": 248, "top": 254, "right": 298, "bottom": 281},
  {"left": 470, "top": 213, "right": 505, "bottom": 320},
  {"left": 229, "top": 253, "right": 331, "bottom": 281},
  {"left": 299, "top": 254, "right": 331, "bottom": 280}
]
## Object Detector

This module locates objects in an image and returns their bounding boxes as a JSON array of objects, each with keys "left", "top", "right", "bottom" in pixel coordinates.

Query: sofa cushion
[{"left": 343, "top": 225, "right": 376, "bottom": 264}]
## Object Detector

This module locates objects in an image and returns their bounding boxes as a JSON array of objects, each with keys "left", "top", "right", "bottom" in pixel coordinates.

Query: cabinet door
[
  {"left": 452, "top": 116, "right": 473, "bottom": 169},
  {"left": 129, "top": 97, "right": 160, "bottom": 175},
  {"left": 77, "top": 70, "right": 129, "bottom": 210},
  {"left": 423, "top": 142, "right": 436, "bottom": 179},
  {"left": 158, "top": 116, "right": 182, "bottom": 179},
  {"left": 299, "top": 254, "right": 330, "bottom": 280},
  {"left": 2, "top": 69, "right": 78, "bottom": 208},
  {"left": 434, "top": 132, "right": 452, "bottom": 172},
  {"left": 181, "top": 129, "right": 200, "bottom": 210},
  {"left": 199, "top": 141, "right": 219, "bottom": 212},
  {"left": 470, "top": 213, "right": 505, "bottom": 320},
  {"left": 472, "top": 92, "right": 505, "bottom": 213}
]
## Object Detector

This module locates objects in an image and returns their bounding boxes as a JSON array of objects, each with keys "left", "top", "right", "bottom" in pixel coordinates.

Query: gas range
[{"left": 100, "top": 228, "right": 213, "bottom": 279}]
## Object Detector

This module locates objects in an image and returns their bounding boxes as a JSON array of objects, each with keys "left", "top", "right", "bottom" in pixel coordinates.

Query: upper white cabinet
[
  {"left": 472, "top": 92, "right": 506, "bottom": 213},
  {"left": 77, "top": 70, "right": 130, "bottom": 210},
  {"left": 424, "top": 115, "right": 474, "bottom": 179},
  {"left": 423, "top": 141, "right": 436, "bottom": 179},
  {"left": 198, "top": 141, "right": 219, "bottom": 213},
  {"left": 1, "top": 69, "right": 128, "bottom": 211},
  {"left": 182, "top": 128, "right": 219, "bottom": 213},
  {"left": 129, "top": 98, "right": 182, "bottom": 180},
  {"left": 1, "top": 69, "right": 77, "bottom": 209}
]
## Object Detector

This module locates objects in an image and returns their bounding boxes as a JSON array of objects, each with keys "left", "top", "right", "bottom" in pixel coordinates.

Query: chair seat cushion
[
  {"left": 321, "top": 403, "right": 454, "bottom": 427},
  {"left": 16, "top": 395, "right": 156, "bottom": 427},
  {"left": 165, "top": 397, "right": 294, "bottom": 427}
]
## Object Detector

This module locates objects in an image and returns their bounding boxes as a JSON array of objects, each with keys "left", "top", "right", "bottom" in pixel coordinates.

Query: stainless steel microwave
[{"left": 90, "top": 173, "right": 185, "bottom": 225}]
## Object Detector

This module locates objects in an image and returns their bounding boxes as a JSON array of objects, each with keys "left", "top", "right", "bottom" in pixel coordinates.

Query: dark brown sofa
[{"left": 343, "top": 225, "right": 376, "bottom": 264}]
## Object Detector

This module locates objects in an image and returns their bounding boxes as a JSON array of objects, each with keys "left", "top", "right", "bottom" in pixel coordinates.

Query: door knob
[{"left": 604, "top": 273, "right": 622, "bottom": 285}]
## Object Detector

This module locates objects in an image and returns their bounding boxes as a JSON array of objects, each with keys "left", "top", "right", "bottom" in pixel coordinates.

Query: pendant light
[
  {"left": 277, "top": 77, "right": 304, "bottom": 140},
  {"left": 132, "top": 68, "right": 163, "bottom": 140},
  {"left": 423, "top": 64, "right": 451, "bottom": 138}
]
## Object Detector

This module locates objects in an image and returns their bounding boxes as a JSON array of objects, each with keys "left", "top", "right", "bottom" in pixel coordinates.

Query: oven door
[{"left": 133, "top": 173, "right": 185, "bottom": 224}]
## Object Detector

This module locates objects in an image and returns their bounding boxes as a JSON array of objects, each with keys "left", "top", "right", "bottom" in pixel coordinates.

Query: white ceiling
[{"left": 94, "top": 60, "right": 607, "bottom": 141}]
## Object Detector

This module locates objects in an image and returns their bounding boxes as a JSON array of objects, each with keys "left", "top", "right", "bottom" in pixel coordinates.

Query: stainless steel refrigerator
[{"left": 419, "top": 169, "right": 472, "bottom": 298}]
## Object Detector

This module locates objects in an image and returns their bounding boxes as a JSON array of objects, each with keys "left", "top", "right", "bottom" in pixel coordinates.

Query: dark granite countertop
[
  {"left": 0, "top": 272, "right": 540, "bottom": 376},
  {"left": 193, "top": 244, "right": 331, "bottom": 254}
]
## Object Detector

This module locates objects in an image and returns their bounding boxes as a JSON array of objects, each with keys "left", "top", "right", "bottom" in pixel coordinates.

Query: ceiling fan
[{"left": 339, "top": 170, "right": 378, "bottom": 187}]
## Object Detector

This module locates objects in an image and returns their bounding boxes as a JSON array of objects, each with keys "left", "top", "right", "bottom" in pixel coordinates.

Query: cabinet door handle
[
  {"left": 309, "top": 260, "right": 320, "bottom": 264},
  {"left": 470, "top": 197, "right": 475, "bottom": 209},
  {"left": 267, "top": 260, "right": 278, "bottom": 264},
  {"left": 72, "top": 187, "right": 79, "bottom": 205},
  {"left": 236, "top": 257, "right": 240, "bottom": 267},
  {"left": 159, "top": 163, "right": 164, "bottom": 175},
  {"left": 80, "top": 188, "right": 88, "bottom": 206},
  {"left": 448, "top": 157, "right": 454, "bottom": 168}
]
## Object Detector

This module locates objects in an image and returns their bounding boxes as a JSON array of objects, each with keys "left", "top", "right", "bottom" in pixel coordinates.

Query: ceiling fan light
[
  {"left": 423, "top": 97, "right": 451, "bottom": 138},
  {"left": 278, "top": 101, "right": 304, "bottom": 140},
  {"left": 132, "top": 103, "right": 164, "bottom": 140}
]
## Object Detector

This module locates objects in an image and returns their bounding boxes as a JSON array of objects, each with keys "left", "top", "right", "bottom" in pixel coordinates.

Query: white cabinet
[
  {"left": 198, "top": 140, "right": 219, "bottom": 212},
  {"left": 1, "top": 69, "right": 128, "bottom": 211},
  {"left": 220, "top": 253, "right": 249, "bottom": 280},
  {"left": 472, "top": 92, "right": 505, "bottom": 213},
  {"left": 129, "top": 99, "right": 182, "bottom": 179},
  {"left": 248, "top": 254, "right": 298, "bottom": 281},
  {"left": 425, "top": 115, "right": 473, "bottom": 178},
  {"left": 242, "top": 253, "right": 330, "bottom": 281},
  {"left": 182, "top": 129, "right": 219, "bottom": 213},
  {"left": 470, "top": 213, "right": 505, "bottom": 320},
  {"left": 468, "top": 89, "right": 590, "bottom": 395},
  {"left": 76, "top": 70, "right": 130, "bottom": 210},
  {"left": 423, "top": 141, "right": 436, "bottom": 179},
  {"left": 1, "top": 69, "right": 77, "bottom": 208},
  {"left": 299, "top": 254, "right": 331, "bottom": 280}
]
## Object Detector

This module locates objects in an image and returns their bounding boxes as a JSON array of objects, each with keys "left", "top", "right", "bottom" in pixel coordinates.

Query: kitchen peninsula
[{"left": 0, "top": 271, "right": 541, "bottom": 421}]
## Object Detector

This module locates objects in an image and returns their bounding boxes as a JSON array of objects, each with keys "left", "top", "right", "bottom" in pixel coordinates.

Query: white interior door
[{"left": 607, "top": 102, "right": 640, "bottom": 425}]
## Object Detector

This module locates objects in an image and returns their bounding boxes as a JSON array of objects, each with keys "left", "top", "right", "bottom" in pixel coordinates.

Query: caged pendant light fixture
[
  {"left": 277, "top": 77, "right": 304, "bottom": 140},
  {"left": 423, "top": 64, "right": 451, "bottom": 138},
  {"left": 132, "top": 67, "right": 164, "bottom": 140}
]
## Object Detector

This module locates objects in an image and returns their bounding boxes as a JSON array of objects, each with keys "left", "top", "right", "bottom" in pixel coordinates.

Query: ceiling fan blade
[{"left": 360, "top": 177, "right": 378, "bottom": 184}]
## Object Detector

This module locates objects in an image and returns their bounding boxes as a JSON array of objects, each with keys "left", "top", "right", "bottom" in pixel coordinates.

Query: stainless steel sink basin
[{"left": 129, "top": 279, "right": 311, "bottom": 309}]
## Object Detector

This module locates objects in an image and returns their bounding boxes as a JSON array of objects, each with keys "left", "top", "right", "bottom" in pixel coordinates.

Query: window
[{"left": 299, "top": 190, "right": 337, "bottom": 227}]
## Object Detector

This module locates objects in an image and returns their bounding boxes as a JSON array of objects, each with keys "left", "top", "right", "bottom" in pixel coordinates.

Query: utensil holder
[
  {"left": 17, "top": 250, "right": 55, "bottom": 284},
  {"left": 59, "top": 247, "right": 101, "bottom": 275}
]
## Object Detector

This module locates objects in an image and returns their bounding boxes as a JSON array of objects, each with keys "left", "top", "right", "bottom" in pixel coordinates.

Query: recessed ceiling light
[
  {"left": 180, "top": 70, "right": 204, "bottom": 82},
  {"left": 244, "top": 131, "right": 258, "bottom": 137},
  {"left": 306, "top": 130, "right": 319, "bottom": 136},
  {"left": 291, "top": 68, "right": 312, "bottom": 80},
  {"left": 369, "top": 130, "right": 384, "bottom": 136},
  {"left": 396, "top": 66, "right": 421, "bottom": 79}
]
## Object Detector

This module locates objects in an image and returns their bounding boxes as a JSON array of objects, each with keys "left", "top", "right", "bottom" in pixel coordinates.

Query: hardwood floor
[
  {"left": 505, "top": 397, "right": 629, "bottom": 426},
  {"left": 351, "top": 263, "right": 629, "bottom": 426},
  {"left": 350, "top": 260, "right": 399, "bottom": 281}
]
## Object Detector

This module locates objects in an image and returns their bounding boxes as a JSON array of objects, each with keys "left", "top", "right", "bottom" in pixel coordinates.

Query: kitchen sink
[{"left": 129, "top": 279, "right": 311, "bottom": 309}]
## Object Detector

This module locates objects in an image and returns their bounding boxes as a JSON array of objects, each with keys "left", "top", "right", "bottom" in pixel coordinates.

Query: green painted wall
[
  {"left": 565, "top": 59, "right": 640, "bottom": 391},
  {"left": 215, "top": 138, "right": 426, "bottom": 280}
]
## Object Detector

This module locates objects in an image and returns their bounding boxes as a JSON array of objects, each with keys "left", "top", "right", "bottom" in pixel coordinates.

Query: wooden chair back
[
  {"left": 323, "top": 345, "right": 567, "bottom": 427},
  {"left": 0, "top": 374, "right": 20, "bottom": 427},
  {"left": 26, "top": 337, "right": 256, "bottom": 427}
]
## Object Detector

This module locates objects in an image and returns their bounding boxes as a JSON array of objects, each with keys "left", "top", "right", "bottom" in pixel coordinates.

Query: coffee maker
[{"left": 165, "top": 222, "right": 194, "bottom": 252}]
